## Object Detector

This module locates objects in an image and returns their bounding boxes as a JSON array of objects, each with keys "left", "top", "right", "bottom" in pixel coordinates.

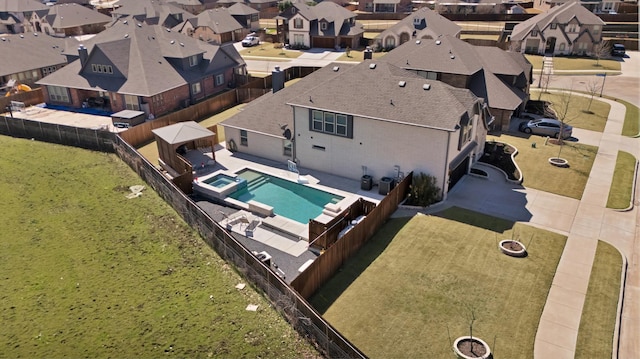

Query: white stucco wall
[
  {"left": 288, "top": 14, "right": 311, "bottom": 47},
  {"left": 224, "top": 127, "right": 291, "bottom": 164}
]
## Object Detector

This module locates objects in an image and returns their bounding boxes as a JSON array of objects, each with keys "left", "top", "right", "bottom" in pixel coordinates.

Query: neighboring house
[
  {"left": 280, "top": 2, "right": 364, "bottom": 49},
  {"left": 510, "top": 1, "right": 605, "bottom": 56},
  {"left": 534, "top": 0, "right": 621, "bottom": 14},
  {"left": 0, "top": 33, "right": 73, "bottom": 89},
  {"left": 217, "top": 0, "right": 279, "bottom": 12},
  {"left": 36, "top": 22, "right": 247, "bottom": 117},
  {"left": 228, "top": 3, "right": 260, "bottom": 32},
  {"left": 110, "top": 0, "right": 194, "bottom": 30},
  {"left": 178, "top": 8, "right": 244, "bottom": 44},
  {"left": 222, "top": 60, "right": 490, "bottom": 199},
  {"left": 435, "top": 0, "right": 527, "bottom": 15},
  {"left": 0, "top": 0, "right": 48, "bottom": 34},
  {"left": 381, "top": 35, "right": 532, "bottom": 131},
  {"left": 26, "top": 3, "right": 111, "bottom": 37},
  {"left": 374, "top": 7, "right": 461, "bottom": 51},
  {"left": 357, "top": 0, "right": 412, "bottom": 13},
  {"left": 168, "top": 0, "right": 218, "bottom": 14}
]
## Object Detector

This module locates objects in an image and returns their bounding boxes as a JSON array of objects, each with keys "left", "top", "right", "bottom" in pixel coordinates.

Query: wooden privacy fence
[
  {"left": 0, "top": 88, "right": 44, "bottom": 111},
  {"left": 292, "top": 172, "right": 413, "bottom": 300},
  {"left": 112, "top": 135, "right": 367, "bottom": 359}
]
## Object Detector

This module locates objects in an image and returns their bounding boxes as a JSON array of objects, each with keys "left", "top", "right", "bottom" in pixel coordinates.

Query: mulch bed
[{"left": 457, "top": 338, "right": 488, "bottom": 358}]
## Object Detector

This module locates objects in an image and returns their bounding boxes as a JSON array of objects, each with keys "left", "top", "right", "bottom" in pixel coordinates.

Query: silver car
[{"left": 519, "top": 118, "right": 573, "bottom": 139}]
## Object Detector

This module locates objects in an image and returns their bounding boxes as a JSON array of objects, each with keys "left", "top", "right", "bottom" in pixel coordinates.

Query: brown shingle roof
[
  {"left": 43, "top": 3, "right": 111, "bottom": 29},
  {"left": 0, "top": 33, "right": 73, "bottom": 77},
  {"left": 377, "top": 7, "right": 461, "bottom": 41}
]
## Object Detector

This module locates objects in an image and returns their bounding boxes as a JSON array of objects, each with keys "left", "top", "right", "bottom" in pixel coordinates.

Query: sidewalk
[{"left": 534, "top": 96, "right": 636, "bottom": 358}]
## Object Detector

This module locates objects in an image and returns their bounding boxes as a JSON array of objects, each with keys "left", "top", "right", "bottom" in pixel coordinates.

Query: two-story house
[
  {"left": 178, "top": 8, "right": 244, "bottom": 44},
  {"left": 510, "top": 1, "right": 605, "bottom": 56},
  {"left": 26, "top": 3, "right": 111, "bottom": 37},
  {"left": 0, "top": 32, "right": 74, "bottom": 89},
  {"left": 381, "top": 35, "right": 532, "bottom": 131},
  {"left": 534, "top": 0, "right": 621, "bottom": 14},
  {"left": 0, "top": 0, "right": 48, "bottom": 34},
  {"left": 228, "top": 3, "right": 260, "bottom": 33},
  {"left": 280, "top": 2, "right": 363, "bottom": 49},
  {"left": 36, "top": 21, "right": 246, "bottom": 117},
  {"left": 110, "top": 0, "right": 194, "bottom": 31},
  {"left": 357, "top": 0, "right": 413, "bottom": 13},
  {"left": 222, "top": 60, "right": 490, "bottom": 199},
  {"left": 374, "top": 7, "right": 461, "bottom": 51}
]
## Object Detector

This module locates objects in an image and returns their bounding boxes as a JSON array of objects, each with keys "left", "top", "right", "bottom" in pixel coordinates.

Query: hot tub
[{"left": 193, "top": 171, "right": 247, "bottom": 200}]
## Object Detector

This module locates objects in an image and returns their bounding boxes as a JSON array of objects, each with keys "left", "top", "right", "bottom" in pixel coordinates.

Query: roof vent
[
  {"left": 415, "top": 40, "right": 421, "bottom": 44},
  {"left": 124, "top": 33, "right": 129, "bottom": 38},
  {"left": 166, "top": 28, "right": 171, "bottom": 32},
  {"left": 137, "top": 23, "right": 142, "bottom": 27},
  {"left": 34, "top": 32, "right": 38, "bottom": 36},
  {"left": 170, "top": 40, "right": 175, "bottom": 44},
  {"left": 450, "top": 54, "right": 455, "bottom": 59},
  {"left": 435, "top": 40, "right": 441, "bottom": 45},
  {"left": 180, "top": 42, "right": 184, "bottom": 47},
  {"left": 398, "top": 81, "right": 406, "bottom": 87},
  {"left": 19, "top": 34, "right": 24, "bottom": 38},
  {"left": 123, "top": 20, "right": 128, "bottom": 24},
  {"left": 423, "top": 83, "right": 431, "bottom": 90},
  {"left": 332, "top": 66, "right": 339, "bottom": 72},
  {"left": 1, "top": 38, "right": 6, "bottom": 41},
  {"left": 369, "top": 63, "right": 376, "bottom": 69}
]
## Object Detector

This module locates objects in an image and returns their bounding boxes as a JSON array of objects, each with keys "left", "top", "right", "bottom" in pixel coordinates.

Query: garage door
[
  {"left": 448, "top": 156, "right": 469, "bottom": 191},
  {"left": 312, "top": 37, "right": 336, "bottom": 49}
]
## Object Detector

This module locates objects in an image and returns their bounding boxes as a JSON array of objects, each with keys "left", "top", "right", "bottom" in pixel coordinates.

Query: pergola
[{"left": 152, "top": 121, "right": 216, "bottom": 175}]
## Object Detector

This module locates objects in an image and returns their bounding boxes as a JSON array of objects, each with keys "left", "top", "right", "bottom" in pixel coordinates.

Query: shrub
[{"left": 405, "top": 172, "right": 440, "bottom": 207}]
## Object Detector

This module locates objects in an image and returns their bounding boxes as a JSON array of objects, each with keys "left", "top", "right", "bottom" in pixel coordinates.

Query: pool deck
[{"left": 3, "top": 104, "right": 126, "bottom": 133}]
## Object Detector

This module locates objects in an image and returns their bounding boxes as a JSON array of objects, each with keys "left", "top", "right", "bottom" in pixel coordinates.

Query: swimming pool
[{"left": 229, "top": 169, "right": 344, "bottom": 224}]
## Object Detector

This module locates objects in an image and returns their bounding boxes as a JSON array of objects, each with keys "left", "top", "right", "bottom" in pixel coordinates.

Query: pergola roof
[{"left": 152, "top": 121, "right": 215, "bottom": 144}]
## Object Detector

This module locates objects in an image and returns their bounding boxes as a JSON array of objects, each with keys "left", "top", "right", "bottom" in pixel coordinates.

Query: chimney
[
  {"left": 272, "top": 66, "right": 285, "bottom": 93},
  {"left": 78, "top": 44, "right": 88, "bottom": 67}
]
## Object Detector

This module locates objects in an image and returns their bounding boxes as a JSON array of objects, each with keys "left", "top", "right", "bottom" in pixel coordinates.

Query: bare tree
[
  {"left": 537, "top": 59, "right": 554, "bottom": 100},
  {"left": 593, "top": 41, "right": 611, "bottom": 66},
  {"left": 584, "top": 78, "right": 602, "bottom": 113},
  {"left": 550, "top": 90, "right": 576, "bottom": 158}
]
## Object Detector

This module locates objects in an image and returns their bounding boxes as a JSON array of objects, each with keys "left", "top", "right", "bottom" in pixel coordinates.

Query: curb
[
  {"left": 612, "top": 248, "right": 628, "bottom": 359},
  {"left": 613, "top": 160, "right": 639, "bottom": 212}
]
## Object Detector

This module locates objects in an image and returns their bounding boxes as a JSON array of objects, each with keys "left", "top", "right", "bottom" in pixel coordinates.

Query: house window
[
  {"left": 91, "top": 64, "right": 113, "bottom": 74},
  {"left": 47, "top": 85, "right": 70, "bottom": 103},
  {"left": 457, "top": 113, "right": 473, "bottom": 149},
  {"left": 559, "top": 43, "right": 565, "bottom": 51},
  {"left": 320, "top": 22, "right": 328, "bottom": 31},
  {"left": 42, "top": 66, "right": 57, "bottom": 76},
  {"left": 191, "top": 82, "right": 201, "bottom": 95},
  {"left": 384, "top": 36, "right": 396, "bottom": 49},
  {"left": 240, "top": 130, "right": 248, "bottom": 146},
  {"left": 531, "top": 30, "right": 538, "bottom": 36},
  {"left": 310, "top": 109, "right": 352, "bottom": 138},
  {"left": 189, "top": 55, "right": 199, "bottom": 67},
  {"left": 283, "top": 139, "right": 292, "bottom": 156},
  {"left": 124, "top": 94, "right": 139, "bottom": 110},
  {"left": 251, "top": 14, "right": 259, "bottom": 22},
  {"left": 550, "top": 23, "right": 557, "bottom": 30},
  {"left": 567, "top": 24, "right": 577, "bottom": 33},
  {"left": 293, "top": 34, "right": 304, "bottom": 46},
  {"left": 294, "top": 18, "right": 303, "bottom": 29},
  {"left": 215, "top": 73, "right": 225, "bottom": 86},
  {"left": 593, "top": 25, "right": 600, "bottom": 35},
  {"left": 152, "top": 94, "right": 164, "bottom": 108}
]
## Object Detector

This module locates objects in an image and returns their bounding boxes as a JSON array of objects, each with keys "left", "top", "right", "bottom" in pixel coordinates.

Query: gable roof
[
  {"left": 510, "top": 1, "right": 605, "bottom": 41},
  {"left": 287, "top": 61, "right": 478, "bottom": 131},
  {"left": 37, "top": 22, "right": 245, "bottom": 96},
  {"left": 381, "top": 35, "right": 531, "bottom": 111},
  {"left": 111, "top": 0, "right": 194, "bottom": 29},
  {"left": 39, "top": 3, "right": 111, "bottom": 29},
  {"left": 377, "top": 7, "right": 461, "bottom": 41},
  {"left": 0, "top": 0, "right": 48, "bottom": 12},
  {"left": 152, "top": 121, "right": 215, "bottom": 144},
  {"left": 189, "top": 8, "right": 242, "bottom": 33},
  {"left": 0, "top": 33, "right": 73, "bottom": 77},
  {"left": 222, "top": 64, "right": 355, "bottom": 138},
  {"left": 381, "top": 35, "right": 482, "bottom": 76},
  {"left": 228, "top": 2, "right": 258, "bottom": 16}
]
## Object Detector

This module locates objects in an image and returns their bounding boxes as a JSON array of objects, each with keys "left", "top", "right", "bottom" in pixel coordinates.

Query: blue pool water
[
  {"left": 229, "top": 169, "right": 344, "bottom": 224},
  {"left": 39, "top": 103, "right": 113, "bottom": 117},
  {"left": 204, "top": 173, "right": 237, "bottom": 188}
]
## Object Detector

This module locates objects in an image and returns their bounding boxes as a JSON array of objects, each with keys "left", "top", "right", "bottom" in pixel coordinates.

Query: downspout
[
  {"left": 443, "top": 131, "right": 451, "bottom": 201},
  {"left": 292, "top": 106, "right": 297, "bottom": 162}
]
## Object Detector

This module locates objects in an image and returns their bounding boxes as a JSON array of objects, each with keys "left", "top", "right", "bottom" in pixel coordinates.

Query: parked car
[
  {"left": 241, "top": 35, "right": 259, "bottom": 47},
  {"left": 519, "top": 118, "right": 573, "bottom": 139},
  {"left": 611, "top": 44, "right": 626, "bottom": 57}
]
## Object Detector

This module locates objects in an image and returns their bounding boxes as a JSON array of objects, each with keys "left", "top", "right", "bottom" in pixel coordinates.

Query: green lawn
[
  {"left": 311, "top": 208, "right": 567, "bottom": 358},
  {"left": 575, "top": 241, "right": 622, "bottom": 359},
  {"left": 525, "top": 55, "right": 621, "bottom": 73},
  {"left": 618, "top": 98, "right": 640, "bottom": 137},
  {"left": 607, "top": 151, "right": 637, "bottom": 209},
  {"left": 488, "top": 134, "right": 598, "bottom": 199},
  {"left": 0, "top": 136, "right": 317, "bottom": 358},
  {"left": 239, "top": 42, "right": 302, "bottom": 59},
  {"left": 531, "top": 90, "right": 611, "bottom": 132},
  {"left": 336, "top": 48, "right": 388, "bottom": 62}
]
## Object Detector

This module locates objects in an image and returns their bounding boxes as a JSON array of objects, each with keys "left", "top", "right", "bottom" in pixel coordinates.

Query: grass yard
[
  {"left": 618, "top": 98, "right": 640, "bottom": 137},
  {"left": 606, "top": 151, "right": 637, "bottom": 209},
  {"left": 531, "top": 90, "right": 610, "bottom": 132},
  {"left": 0, "top": 136, "right": 317, "bottom": 358},
  {"left": 488, "top": 134, "right": 598, "bottom": 199},
  {"left": 239, "top": 42, "right": 302, "bottom": 59},
  {"left": 524, "top": 55, "right": 621, "bottom": 73},
  {"left": 575, "top": 241, "right": 622, "bottom": 359},
  {"left": 311, "top": 208, "right": 566, "bottom": 358}
]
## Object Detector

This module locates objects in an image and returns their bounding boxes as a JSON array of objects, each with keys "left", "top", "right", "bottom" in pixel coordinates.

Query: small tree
[
  {"left": 593, "top": 41, "right": 611, "bottom": 67},
  {"left": 584, "top": 78, "right": 602, "bottom": 113},
  {"left": 278, "top": 0, "right": 292, "bottom": 12},
  {"left": 406, "top": 173, "right": 440, "bottom": 207},
  {"left": 550, "top": 89, "right": 576, "bottom": 158},
  {"left": 537, "top": 63, "right": 553, "bottom": 100}
]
